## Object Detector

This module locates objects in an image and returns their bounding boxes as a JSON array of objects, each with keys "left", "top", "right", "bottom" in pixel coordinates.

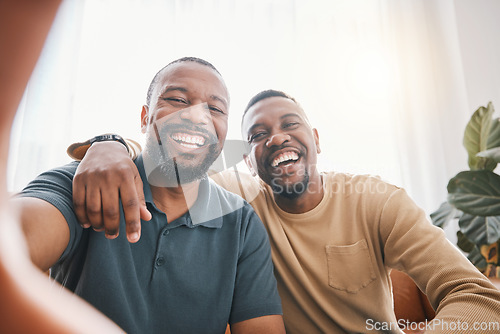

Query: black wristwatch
[{"left": 90, "top": 134, "right": 129, "bottom": 153}]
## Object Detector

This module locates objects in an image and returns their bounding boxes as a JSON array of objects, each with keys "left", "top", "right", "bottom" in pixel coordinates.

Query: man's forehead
[
  {"left": 156, "top": 62, "right": 195, "bottom": 80},
  {"left": 154, "top": 62, "right": 228, "bottom": 98}
]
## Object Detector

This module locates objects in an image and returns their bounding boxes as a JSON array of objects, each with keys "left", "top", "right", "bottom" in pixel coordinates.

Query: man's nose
[
  {"left": 266, "top": 132, "right": 291, "bottom": 148},
  {"left": 179, "top": 103, "right": 210, "bottom": 124}
]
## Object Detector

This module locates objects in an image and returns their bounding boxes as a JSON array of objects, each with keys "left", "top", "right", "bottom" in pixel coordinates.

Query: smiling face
[
  {"left": 142, "top": 61, "right": 229, "bottom": 185},
  {"left": 242, "top": 96, "right": 321, "bottom": 199}
]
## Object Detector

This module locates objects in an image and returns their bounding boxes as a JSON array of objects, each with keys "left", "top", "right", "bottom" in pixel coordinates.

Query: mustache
[{"left": 154, "top": 122, "right": 218, "bottom": 146}]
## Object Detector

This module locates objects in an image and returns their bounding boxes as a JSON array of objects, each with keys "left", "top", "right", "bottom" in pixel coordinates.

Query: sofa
[{"left": 224, "top": 269, "right": 435, "bottom": 333}]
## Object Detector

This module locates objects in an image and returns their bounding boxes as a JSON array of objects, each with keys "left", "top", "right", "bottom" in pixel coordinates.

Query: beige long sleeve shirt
[{"left": 211, "top": 170, "right": 500, "bottom": 333}]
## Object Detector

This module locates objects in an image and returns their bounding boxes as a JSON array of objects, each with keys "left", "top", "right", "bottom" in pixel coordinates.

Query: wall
[{"left": 455, "top": 0, "right": 500, "bottom": 112}]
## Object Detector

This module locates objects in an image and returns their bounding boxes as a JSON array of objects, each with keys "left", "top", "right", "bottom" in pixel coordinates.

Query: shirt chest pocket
[{"left": 325, "top": 239, "right": 376, "bottom": 293}]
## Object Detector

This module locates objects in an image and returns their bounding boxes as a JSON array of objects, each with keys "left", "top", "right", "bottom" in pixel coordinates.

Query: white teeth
[
  {"left": 171, "top": 133, "right": 205, "bottom": 147},
  {"left": 271, "top": 151, "right": 299, "bottom": 167}
]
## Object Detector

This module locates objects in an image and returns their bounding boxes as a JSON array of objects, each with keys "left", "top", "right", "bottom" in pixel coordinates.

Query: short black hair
[
  {"left": 243, "top": 89, "right": 297, "bottom": 116},
  {"left": 146, "top": 57, "right": 221, "bottom": 106},
  {"left": 241, "top": 89, "right": 310, "bottom": 130}
]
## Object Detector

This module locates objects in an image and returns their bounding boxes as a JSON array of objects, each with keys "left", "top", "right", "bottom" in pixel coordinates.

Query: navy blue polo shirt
[{"left": 20, "top": 155, "right": 282, "bottom": 333}]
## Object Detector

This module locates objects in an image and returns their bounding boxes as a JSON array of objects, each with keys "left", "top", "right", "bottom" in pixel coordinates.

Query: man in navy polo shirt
[{"left": 13, "top": 57, "right": 284, "bottom": 333}]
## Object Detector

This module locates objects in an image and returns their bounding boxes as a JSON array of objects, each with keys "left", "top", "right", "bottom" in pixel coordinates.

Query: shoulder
[
  {"left": 16, "top": 162, "right": 80, "bottom": 225},
  {"left": 20, "top": 162, "right": 79, "bottom": 196},
  {"left": 324, "top": 171, "right": 401, "bottom": 199},
  {"left": 33, "top": 161, "right": 79, "bottom": 181}
]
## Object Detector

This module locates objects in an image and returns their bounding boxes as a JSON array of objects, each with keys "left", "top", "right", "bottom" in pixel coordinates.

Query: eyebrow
[
  {"left": 210, "top": 94, "right": 228, "bottom": 109},
  {"left": 159, "top": 86, "right": 228, "bottom": 109},
  {"left": 159, "top": 86, "right": 188, "bottom": 96},
  {"left": 246, "top": 113, "right": 302, "bottom": 135}
]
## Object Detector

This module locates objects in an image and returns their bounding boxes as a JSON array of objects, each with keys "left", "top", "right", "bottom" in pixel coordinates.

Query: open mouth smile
[
  {"left": 271, "top": 150, "right": 300, "bottom": 167},
  {"left": 170, "top": 132, "right": 207, "bottom": 149}
]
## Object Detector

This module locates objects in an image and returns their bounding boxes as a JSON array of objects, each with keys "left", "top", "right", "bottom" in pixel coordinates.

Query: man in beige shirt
[{"left": 70, "top": 90, "right": 500, "bottom": 333}]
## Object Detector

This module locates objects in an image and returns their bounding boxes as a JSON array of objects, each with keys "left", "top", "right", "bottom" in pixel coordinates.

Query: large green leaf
[
  {"left": 486, "top": 103, "right": 500, "bottom": 148},
  {"left": 457, "top": 232, "right": 487, "bottom": 270},
  {"left": 447, "top": 170, "right": 500, "bottom": 216},
  {"left": 430, "top": 201, "right": 462, "bottom": 228},
  {"left": 484, "top": 116, "right": 500, "bottom": 171},
  {"left": 456, "top": 231, "right": 475, "bottom": 252},
  {"left": 458, "top": 213, "right": 500, "bottom": 245},
  {"left": 463, "top": 102, "right": 497, "bottom": 170}
]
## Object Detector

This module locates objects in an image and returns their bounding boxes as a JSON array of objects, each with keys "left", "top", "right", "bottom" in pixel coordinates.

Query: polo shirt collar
[{"left": 136, "top": 154, "right": 223, "bottom": 229}]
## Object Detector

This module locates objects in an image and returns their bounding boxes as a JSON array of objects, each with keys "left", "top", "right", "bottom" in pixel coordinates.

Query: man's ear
[
  {"left": 243, "top": 154, "right": 257, "bottom": 177},
  {"left": 313, "top": 128, "right": 321, "bottom": 154},
  {"left": 141, "top": 105, "right": 149, "bottom": 134}
]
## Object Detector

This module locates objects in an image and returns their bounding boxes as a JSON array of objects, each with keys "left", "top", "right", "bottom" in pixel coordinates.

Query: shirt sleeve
[
  {"left": 380, "top": 188, "right": 500, "bottom": 333},
  {"left": 17, "top": 162, "right": 83, "bottom": 263},
  {"left": 228, "top": 204, "right": 283, "bottom": 324}
]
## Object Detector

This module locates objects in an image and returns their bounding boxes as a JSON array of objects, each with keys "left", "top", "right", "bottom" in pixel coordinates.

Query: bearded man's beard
[
  {"left": 270, "top": 170, "right": 310, "bottom": 199},
  {"left": 143, "top": 123, "right": 220, "bottom": 187}
]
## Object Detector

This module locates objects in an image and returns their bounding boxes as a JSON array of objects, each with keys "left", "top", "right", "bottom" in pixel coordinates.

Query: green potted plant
[{"left": 431, "top": 102, "right": 500, "bottom": 278}]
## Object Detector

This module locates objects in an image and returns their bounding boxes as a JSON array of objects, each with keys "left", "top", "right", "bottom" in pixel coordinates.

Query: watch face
[
  {"left": 98, "top": 135, "right": 114, "bottom": 141},
  {"left": 92, "top": 134, "right": 115, "bottom": 143}
]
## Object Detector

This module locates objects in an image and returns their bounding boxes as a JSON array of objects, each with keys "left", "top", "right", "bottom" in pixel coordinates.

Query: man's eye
[
  {"left": 209, "top": 106, "right": 225, "bottom": 114},
  {"left": 283, "top": 122, "right": 299, "bottom": 128},
  {"left": 165, "top": 97, "right": 187, "bottom": 104},
  {"left": 249, "top": 132, "right": 266, "bottom": 143}
]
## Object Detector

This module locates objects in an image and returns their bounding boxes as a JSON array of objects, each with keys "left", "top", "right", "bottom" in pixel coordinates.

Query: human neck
[
  {"left": 273, "top": 172, "right": 324, "bottom": 214},
  {"left": 150, "top": 180, "right": 200, "bottom": 222}
]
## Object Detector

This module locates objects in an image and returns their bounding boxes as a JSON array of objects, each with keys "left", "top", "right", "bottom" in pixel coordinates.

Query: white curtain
[{"left": 8, "top": 0, "right": 500, "bottom": 242}]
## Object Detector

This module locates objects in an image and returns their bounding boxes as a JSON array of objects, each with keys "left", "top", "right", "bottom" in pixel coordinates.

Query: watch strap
[
  {"left": 67, "top": 134, "right": 142, "bottom": 161},
  {"left": 89, "top": 134, "right": 129, "bottom": 151}
]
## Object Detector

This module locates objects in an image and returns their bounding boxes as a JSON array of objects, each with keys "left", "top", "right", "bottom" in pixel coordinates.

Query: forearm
[
  {"left": 0, "top": 1, "right": 123, "bottom": 332},
  {"left": 0, "top": 0, "right": 63, "bottom": 198},
  {"left": 418, "top": 237, "right": 500, "bottom": 332},
  {"left": 0, "top": 0, "right": 62, "bottom": 126},
  {"left": 382, "top": 190, "right": 500, "bottom": 333},
  {"left": 426, "top": 278, "right": 500, "bottom": 333},
  {"left": 0, "top": 207, "right": 124, "bottom": 333},
  {"left": 231, "top": 315, "right": 285, "bottom": 334}
]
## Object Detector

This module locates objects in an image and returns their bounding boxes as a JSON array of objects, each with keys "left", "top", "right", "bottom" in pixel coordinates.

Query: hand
[{"left": 73, "top": 141, "right": 151, "bottom": 242}]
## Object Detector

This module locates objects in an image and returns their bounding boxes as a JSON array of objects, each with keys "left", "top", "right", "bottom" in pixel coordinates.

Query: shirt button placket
[
  {"left": 155, "top": 229, "right": 170, "bottom": 268},
  {"left": 155, "top": 257, "right": 165, "bottom": 266}
]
